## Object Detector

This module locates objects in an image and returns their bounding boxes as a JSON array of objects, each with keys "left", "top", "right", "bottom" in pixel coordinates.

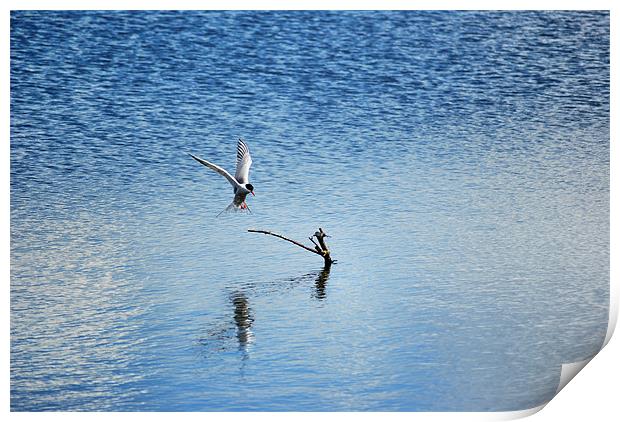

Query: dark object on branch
[{"left": 247, "top": 227, "right": 335, "bottom": 265}]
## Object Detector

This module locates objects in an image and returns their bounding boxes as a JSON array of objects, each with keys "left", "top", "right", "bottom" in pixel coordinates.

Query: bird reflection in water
[
  {"left": 196, "top": 291, "right": 254, "bottom": 365},
  {"left": 197, "top": 266, "right": 330, "bottom": 361},
  {"left": 230, "top": 292, "right": 254, "bottom": 353},
  {"left": 313, "top": 264, "right": 331, "bottom": 300}
]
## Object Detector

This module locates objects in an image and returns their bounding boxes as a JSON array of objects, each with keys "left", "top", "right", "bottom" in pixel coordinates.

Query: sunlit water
[{"left": 10, "top": 11, "right": 609, "bottom": 411}]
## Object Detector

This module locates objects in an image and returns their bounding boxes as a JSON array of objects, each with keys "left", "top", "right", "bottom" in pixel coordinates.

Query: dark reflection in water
[
  {"left": 195, "top": 292, "right": 255, "bottom": 360},
  {"left": 231, "top": 292, "right": 254, "bottom": 352},
  {"left": 233, "top": 268, "right": 330, "bottom": 299},
  {"left": 313, "top": 264, "right": 332, "bottom": 300},
  {"left": 197, "top": 267, "right": 330, "bottom": 360}
]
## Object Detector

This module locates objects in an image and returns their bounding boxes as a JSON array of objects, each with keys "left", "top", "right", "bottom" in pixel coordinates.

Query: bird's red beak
[{"left": 251, "top": 191, "right": 255, "bottom": 196}]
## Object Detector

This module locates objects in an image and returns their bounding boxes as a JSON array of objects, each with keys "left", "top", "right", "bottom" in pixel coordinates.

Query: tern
[{"left": 190, "top": 138, "right": 255, "bottom": 214}]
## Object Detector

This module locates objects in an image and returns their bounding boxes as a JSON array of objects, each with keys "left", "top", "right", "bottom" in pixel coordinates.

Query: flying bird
[{"left": 190, "top": 138, "right": 255, "bottom": 214}]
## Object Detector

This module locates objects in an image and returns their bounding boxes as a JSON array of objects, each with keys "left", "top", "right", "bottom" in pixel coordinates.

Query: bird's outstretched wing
[
  {"left": 235, "top": 138, "right": 253, "bottom": 184},
  {"left": 189, "top": 153, "right": 242, "bottom": 189}
]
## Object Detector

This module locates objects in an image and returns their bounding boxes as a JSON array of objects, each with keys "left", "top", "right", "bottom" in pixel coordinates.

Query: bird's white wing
[
  {"left": 235, "top": 138, "right": 253, "bottom": 184},
  {"left": 189, "top": 153, "right": 242, "bottom": 189}
]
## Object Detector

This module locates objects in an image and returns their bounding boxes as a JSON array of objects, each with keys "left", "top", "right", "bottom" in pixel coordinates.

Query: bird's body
[
  {"left": 190, "top": 138, "right": 255, "bottom": 214},
  {"left": 231, "top": 185, "right": 251, "bottom": 207}
]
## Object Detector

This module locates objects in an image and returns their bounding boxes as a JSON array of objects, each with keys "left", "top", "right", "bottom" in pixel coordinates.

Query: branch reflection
[
  {"left": 197, "top": 264, "right": 333, "bottom": 363},
  {"left": 313, "top": 264, "right": 332, "bottom": 300}
]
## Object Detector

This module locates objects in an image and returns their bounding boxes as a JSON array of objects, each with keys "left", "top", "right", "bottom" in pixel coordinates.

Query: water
[{"left": 10, "top": 11, "right": 609, "bottom": 411}]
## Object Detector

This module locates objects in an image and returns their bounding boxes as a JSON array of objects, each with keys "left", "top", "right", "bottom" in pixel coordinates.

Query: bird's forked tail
[{"left": 217, "top": 202, "right": 252, "bottom": 217}]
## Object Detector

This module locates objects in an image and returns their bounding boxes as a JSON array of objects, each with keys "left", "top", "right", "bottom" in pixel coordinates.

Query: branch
[
  {"left": 313, "top": 228, "right": 330, "bottom": 253},
  {"left": 248, "top": 229, "right": 323, "bottom": 256},
  {"left": 308, "top": 236, "right": 320, "bottom": 249},
  {"left": 248, "top": 228, "right": 335, "bottom": 265}
]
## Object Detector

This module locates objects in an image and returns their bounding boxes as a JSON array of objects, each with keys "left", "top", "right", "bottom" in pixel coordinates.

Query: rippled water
[{"left": 10, "top": 11, "right": 609, "bottom": 411}]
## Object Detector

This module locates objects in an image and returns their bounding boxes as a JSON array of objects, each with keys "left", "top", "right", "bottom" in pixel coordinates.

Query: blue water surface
[{"left": 10, "top": 11, "right": 609, "bottom": 411}]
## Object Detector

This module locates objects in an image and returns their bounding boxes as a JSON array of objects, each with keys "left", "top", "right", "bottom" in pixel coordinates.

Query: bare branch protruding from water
[{"left": 248, "top": 228, "right": 335, "bottom": 265}]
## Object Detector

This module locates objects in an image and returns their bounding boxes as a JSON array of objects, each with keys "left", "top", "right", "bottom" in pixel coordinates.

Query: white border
[{"left": 3, "top": 1, "right": 616, "bottom": 420}]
